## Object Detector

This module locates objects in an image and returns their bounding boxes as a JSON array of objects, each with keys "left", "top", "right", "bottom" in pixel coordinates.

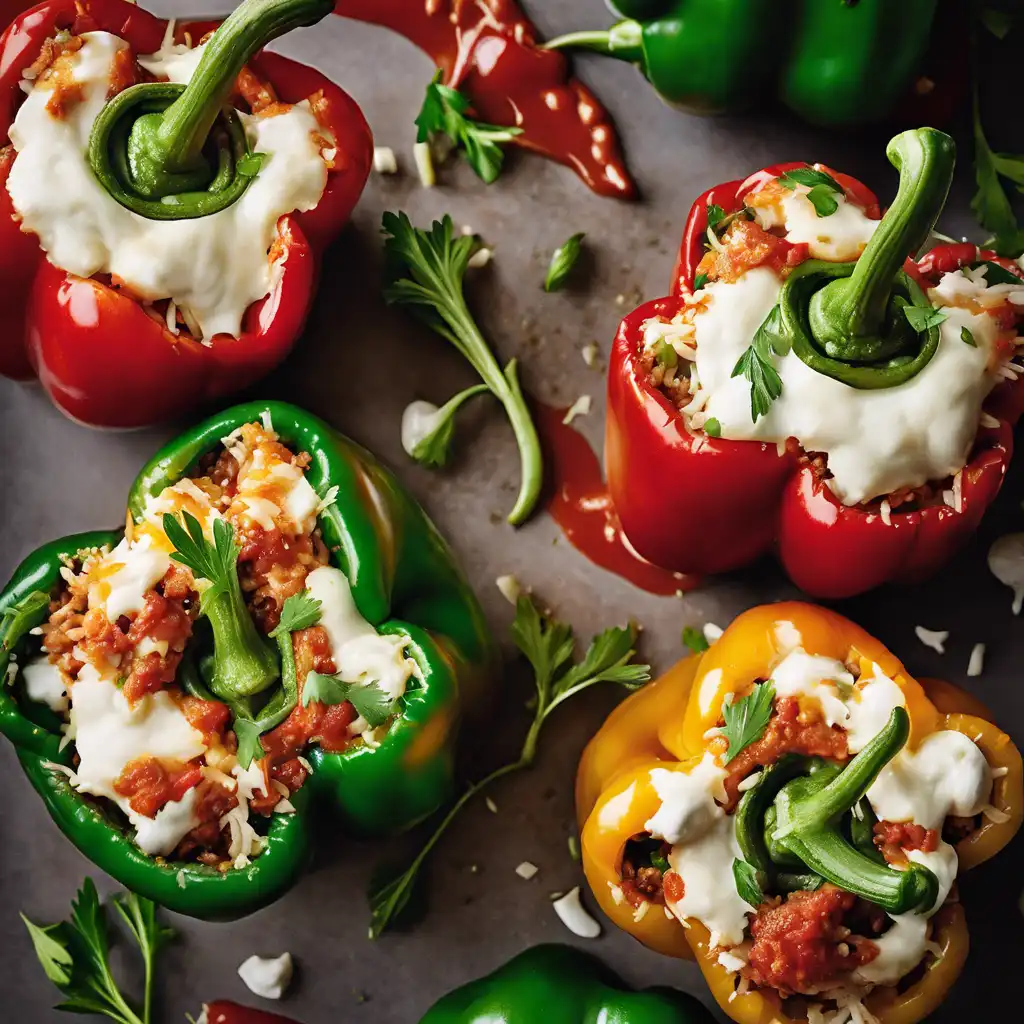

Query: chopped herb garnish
[
  {"left": 367, "top": 596, "right": 650, "bottom": 938},
  {"left": 731, "top": 304, "right": 787, "bottom": 422},
  {"left": 303, "top": 672, "right": 396, "bottom": 730},
  {"left": 706, "top": 203, "right": 726, "bottom": 230},
  {"left": 805, "top": 183, "right": 839, "bottom": 217},
  {"left": 653, "top": 338, "right": 678, "bottom": 370},
  {"left": 650, "top": 849, "right": 670, "bottom": 874},
  {"left": 903, "top": 305, "right": 948, "bottom": 333},
  {"left": 778, "top": 167, "right": 843, "bottom": 193},
  {"left": 721, "top": 681, "right": 775, "bottom": 763},
  {"left": 415, "top": 70, "right": 522, "bottom": 184},
  {"left": 22, "top": 879, "right": 173, "bottom": 1024},
  {"left": 703, "top": 417, "right": 722, "bottom": 438},
  {"left": 269, "top": 593, "right": 322, "bottom": 638},
  {"left": 682, "top": 626, "right": 710, "bottom": 655},
  {"left": 733, "top": 858, "right": 766, "bottom": 907},
  {"left": 544, "top": 232, "right": 585, "bottom": 292},
  {"left": 232, "top": 717, "right": 265, "bottom": 770},
  {"left": 961, "top": 326, "right": 978, "bottom": 347},
  {"left": 973, "top": 260, "right": 1023, "bottom": 286},
  {"left": 693, "top": 272, "right": 709, "bottom": 291},
  {"left": 382, "top": 212, "right": 542, "bottom": 525}
]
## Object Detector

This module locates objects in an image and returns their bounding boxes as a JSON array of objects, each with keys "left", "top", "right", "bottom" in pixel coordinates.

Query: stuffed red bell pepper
[
  {"left": 0, "top": 0, "right": 372, "bottom": 427},
  {"left": 607, "top": 127, "right": 1024, "bottom": 599}
]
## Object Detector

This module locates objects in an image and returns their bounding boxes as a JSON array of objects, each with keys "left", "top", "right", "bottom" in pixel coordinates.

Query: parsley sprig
[
  {"left": 415, "top": 71, "right": 522, "bottom": 184},
  {"left": 778, "top": 168, "right": 843, "bottom": 218},
  {"left": 367, "top": 596, "right": 650, "bottom": 938},
  {"left": 544, "top": 232, "right": 586, "bottom": 292},
  {"left": 383, "top": 212, "right": 543, "bottom": 524},
  {"left": 22, "top": 880, "right": 173, "bottom": 1024},
  {"left": 721, "top": 681, "right": 775, "bottom": 763},
  {"left": 731, "top": 304, "right": 788, "bottom": 422},
  {"left": 303, "top": 672, "right": 396, "bottom": 729}
]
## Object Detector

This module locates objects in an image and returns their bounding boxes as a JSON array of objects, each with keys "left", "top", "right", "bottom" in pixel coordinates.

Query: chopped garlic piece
[
  {"left": 914, "top": 626, "right": 948, "bottom": 654},
  {"left": 552, "top": 886, "right": 601, "bottom": 938},
  {"left": 515, "top": 861, "right": 538, "bottom": 880},
  {"left": 967, "top": 643, "right": 986, "bottom": 678},
  {"left": 372, "top": 146, "right": 398, "bottom": 174},
  {"left": 237, "top": 953, "right": 293, "bottom": 1000},
  {"left": 562, "top": 395, "right": 592, "bottom": 425},
  {"left": 495, "top": 574, "right": 521, "bottom": 604},
  {"left": 988, "top": 533, "right": 1024, "bottom": 615}
]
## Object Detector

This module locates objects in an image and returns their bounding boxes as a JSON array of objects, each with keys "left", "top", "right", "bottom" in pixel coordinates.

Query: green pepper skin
[
  {"left": 419, "top": 944, "right": 714, "bottom": 1024},
  {"left": 1, "top": 401, "right": 495, "bottom": 919},
  {"left": 597, "top": 0, "right": 940, "bottom": 126}
]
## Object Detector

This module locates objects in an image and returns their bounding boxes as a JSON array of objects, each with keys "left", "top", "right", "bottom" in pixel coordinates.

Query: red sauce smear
[
  {"left": 535, "top": 402, "right": 699, "bottom": 596},
  {"left": 203, "top": 1002, "right": 301, "bottom": 1024},
  {"left": 333, "top": 0, "right": 635, "bottom": 199}
]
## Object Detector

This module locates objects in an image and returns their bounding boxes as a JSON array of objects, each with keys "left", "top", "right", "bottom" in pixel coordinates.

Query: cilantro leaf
[
  {"left": 367, "top": 595, "right": 650, "bottom": 938},
  {"left": 972, "top": 90, "right": 1024, "bottom": 257},
  {"left": 805, "top": 183, "right": 839, "bottom": 217},
  {"left": 302, "top": 670, "right": 348, "bottom": 707},
  {"left": 693, "top": 272, "right": 709, "bottom": 291},
  {"left": 233, "top": 716, "right": 266, "bottom": 770},
  {"left": 731, "top": 304, "right": 787, "bottom": 422},
  {"left": 1, "top": 589, "right": 50, "bottom": 654},
  {"left": 302, "top": 672, "right": 396, "bottom": 730},
  {"left": 778, "top": 167, "right": 843, "bottom": 193},
  {"left": 415, "top": 71, "right": 522, "bottom": 184},
  {"left": 22, "top": 879, "right": 173, "bottom": 1024},
  {"left": 962, "top": 326, "right": 978, "bottom": 347},
  {"left": 269, "top": 593, "right": 322, "bottom": 638},
  {"left": 407, "top": 384, "right": 490, "bottom": 469},
  {"left": 382, "top": 211, "right": 542, "bottom": 525},
  {"left": 903, "top": 305, "right": 948, "bottom": 333},
  {"left": 163, "top": 512, "right": 237, "bottom": 608},
  {"left": 706, "top": 203, "right": 726, "bottom": 230},
  {"left": 21, "top": 915, "right": 73, "bottom": 986},
  {"left": 973, "top": 259, "right": 1023, "bottom": 286},
  {"left": 653, "top": 339, "right": 678, "bottom": 370},
  {"left": 981, "top": 6, "right": 1013, "bottom": 39},
  {"left": 682, "top": 626, "right": 710, "bottom": 655},
  {"left": 703, "top": 417, "right": 722, "bottom": 438},
  {"left": 544, "top": 232, "right": 586, "bottom": 292},
  {"left": 721, "top": 681, "right": 775, "bottom": 763},
  {"left": 733, "top": 858, "right": 766, "bottom": 907}
]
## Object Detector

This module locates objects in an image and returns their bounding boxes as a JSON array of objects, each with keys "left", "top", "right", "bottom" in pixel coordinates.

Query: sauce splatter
[
  {"left": 203, "top": 1002, "right": 301, "bottom": 1024},
  {"left": 536, "top": 402, "right": 700, "bottom": 597},
  {"left": 333, "top": 0, "right": 634, "bottom": 199}
]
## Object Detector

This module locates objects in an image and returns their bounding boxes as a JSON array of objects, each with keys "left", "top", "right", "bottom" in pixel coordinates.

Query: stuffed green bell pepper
[
  {"left": 545, "top": 0, "right": 941, "bottom": 126},
  {"left": 420, "top": 944, "right": 713, "bottom": 1023},
  {"left": 0, "top": 401, "right": 494, "bottom": 920}
]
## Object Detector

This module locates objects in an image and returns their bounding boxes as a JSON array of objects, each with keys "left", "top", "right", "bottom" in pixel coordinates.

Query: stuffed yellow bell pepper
[{"left": 577, "top": 602, "right": 1022, "bottom": 1024}]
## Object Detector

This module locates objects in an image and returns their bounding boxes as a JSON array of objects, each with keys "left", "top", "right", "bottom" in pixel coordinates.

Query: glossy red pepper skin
[
  {"left": 0, "top": 0, "right": 372, "bottom": 427},
  {"left": 609, "top": 166, "right": 1024, "bottom": 599},
  {"left": 203, "top": 1002, "right": 300, "bottom": 1024}
]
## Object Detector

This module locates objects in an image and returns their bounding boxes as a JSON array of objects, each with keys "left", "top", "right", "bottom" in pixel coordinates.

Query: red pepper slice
[
  {"left": 203, "top": 1002, "right": 301, "bottom": 1024},
  {"left": 609, "top": 172, "right": 1024, "bottom": 599},
  {"left": 0, "top": 0, "right": 372, "bottom": 427}
]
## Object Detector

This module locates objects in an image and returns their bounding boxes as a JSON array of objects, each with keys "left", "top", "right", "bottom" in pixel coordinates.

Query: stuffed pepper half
[
  {"left": 0, "top": 402, "right": 493, "bottom": 919},
  {"left": 577, "top": 603, "right": 1022, "bottom": 1024},
  {"left": 0, "top": 0, "right": 372, "bottom": 427},
  {"left": 607, "top": 128, "right": 1024, "bottom": 598}
]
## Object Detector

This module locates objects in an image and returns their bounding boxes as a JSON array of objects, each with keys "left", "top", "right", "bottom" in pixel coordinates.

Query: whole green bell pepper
[
  {"left": 545, "top": 0, "right": 939, "bottom": 126},
  {"left": 419, "top": 944, "right": 713, "bottom": 1023},
  {"left": 0, "top": 401, "right": 494, "bottom": 920}
]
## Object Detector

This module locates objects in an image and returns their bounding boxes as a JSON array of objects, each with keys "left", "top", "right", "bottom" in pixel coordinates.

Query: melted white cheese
[
  {"left": 304, "top": 566, "right": 415, "bottom": 707},
  {"left": 665, "top": 814, "right": 752, "bottom": 948},
  {"left": 645, "top": 754, "right": 727, "bottom": 845},
  {"left": 6, "top": 32, "right": 328, "bottom": 339},
  {"left": 22, "top": 657, "right": 70, "bottom": 712},
  {"left": 68, "top": 663, "right": 206, "bottom": 852},
  {"left": 771, "top": 651, "right": 852, "bottom": 727},
  {"left": 867, "top": 730, "right": 991, "bottom": 829},
  {"left": 90, "top": 534, "right": 171, "bottom": 621},
  {"left": 237, "top": 952, "right": 294, "bottom": 1000},
  {"left": 751, "top": 186, "right": 879, "bottom": 261},
  {"left": 693, "top": 267, "right": 1001, "bottom": 504}
]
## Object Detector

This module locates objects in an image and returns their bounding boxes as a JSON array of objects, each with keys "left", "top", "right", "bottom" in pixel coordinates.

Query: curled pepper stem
[
  {"left": 151, "top": 0, "right": 331, "bottom": 174},
  {"left": 772, "top": 708, "right": 939, "bottom": 914},
  {"left": 202, "top": 578, "right": 280, "bottom": 700},
  {"left": 543, "top": 20, "right": 644, "bottom": 61},
  {"left": 807, "top": 128, "right": 956, "bottom": 353}
]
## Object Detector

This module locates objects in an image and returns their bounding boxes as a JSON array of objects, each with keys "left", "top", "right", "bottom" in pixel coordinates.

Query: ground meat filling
[
  {"left": 744, "top": 886, "right": 879, "bottom": 996},
  {"left": 873, "top": 820, "right": 939, "bottom": 867},
  {"left": 711, "top": 695, "right": 849, "bottom": 808},
  {"left": 30, "top": 421, "right": 367, "bottom": 868},
  {"left": 619, "top": 836, "right": 671, "bottom": 908}
]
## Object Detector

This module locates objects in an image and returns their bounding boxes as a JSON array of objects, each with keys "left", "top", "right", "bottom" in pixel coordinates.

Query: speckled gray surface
[{"left": 1, "top": 3, "right": 1022, "bottom": 1021}]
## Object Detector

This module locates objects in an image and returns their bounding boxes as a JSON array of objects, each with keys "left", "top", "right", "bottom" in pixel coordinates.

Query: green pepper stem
[
  {"left": 808, "top": 128, "right": 955, "bottom": 350},
  {"left": 203, "top": 576, "right": 280, "bottom": 701},
  {"left": 543, "top": 21, "right": 644, "bottom": 61},
  {"left": 151, "top": 0, "right": 331, "bottom": 174}
]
